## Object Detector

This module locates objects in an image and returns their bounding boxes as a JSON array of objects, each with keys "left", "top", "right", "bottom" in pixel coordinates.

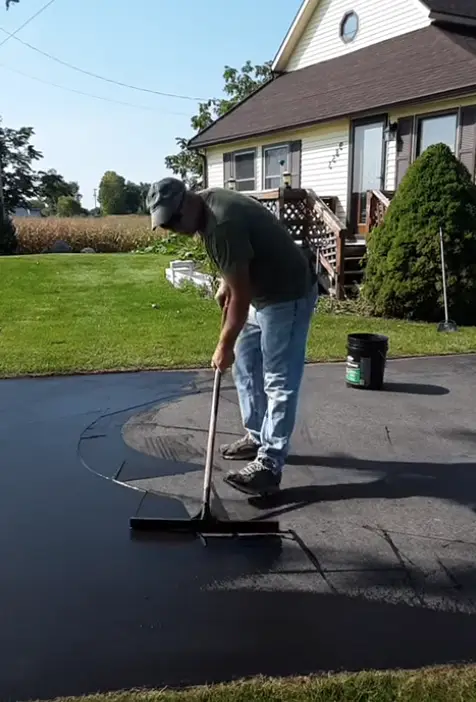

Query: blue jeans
[{"left": 232, "top": 285, "right": 318, "bottom": 473}]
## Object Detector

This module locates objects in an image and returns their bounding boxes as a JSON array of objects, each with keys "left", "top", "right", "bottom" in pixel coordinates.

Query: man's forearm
[{"left": 219, "top": 293, "right": 249, "bottom": 347}]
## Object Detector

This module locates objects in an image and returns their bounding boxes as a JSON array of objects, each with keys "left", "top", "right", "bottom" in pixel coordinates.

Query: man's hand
[
  {"left": 214, "top": 279, "right": 230, "bottom": 309},
  {"left": 212, "top": 340, "right": 235, "bottom": 373}
]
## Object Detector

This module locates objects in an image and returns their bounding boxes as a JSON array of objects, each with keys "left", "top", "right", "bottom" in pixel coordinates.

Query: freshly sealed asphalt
[{"left": 2, "top": 355, "right": 476, "bottom": 701}]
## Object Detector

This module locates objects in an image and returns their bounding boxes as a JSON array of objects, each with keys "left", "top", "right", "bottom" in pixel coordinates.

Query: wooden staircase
[
  {"left": 251, "top": 186, "right": 393, "bottom": 299},
  {"left": 343, "top": 239, "right": 367, "bottom": 295}
]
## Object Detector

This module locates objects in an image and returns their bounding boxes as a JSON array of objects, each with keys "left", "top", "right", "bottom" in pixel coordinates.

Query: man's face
[{"left": 166, "top": 193, "right": 201, "bottom": 235}]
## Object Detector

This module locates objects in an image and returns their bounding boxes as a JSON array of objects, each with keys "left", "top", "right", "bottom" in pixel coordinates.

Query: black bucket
[{"left": 346, "top": 333, "right": 388, "bottom": 390}]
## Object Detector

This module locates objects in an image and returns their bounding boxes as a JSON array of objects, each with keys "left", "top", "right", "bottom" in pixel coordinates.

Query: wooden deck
[
  {"left": 251, "top": 186, "right": 393, "bottom": 298},
  {"left": 250, "top": 187, "right": 346, "bottom": 298}
]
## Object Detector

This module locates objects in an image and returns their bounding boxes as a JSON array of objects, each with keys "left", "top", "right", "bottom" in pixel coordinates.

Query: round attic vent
[{"left": 340, "top": 11, "right": 359, "bottom": 43}]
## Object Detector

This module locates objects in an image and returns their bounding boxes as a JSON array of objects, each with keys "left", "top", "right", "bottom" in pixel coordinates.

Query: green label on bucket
[
  {"left": 346, "top": 363, "right": 361, "bottom": 385},
  {"left": 346, "top": 368, "right": 361, "bottom": 384}
]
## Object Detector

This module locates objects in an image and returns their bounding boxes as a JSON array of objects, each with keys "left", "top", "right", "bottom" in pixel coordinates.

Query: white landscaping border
[{"left": 166, "top": 260, "right": 214, "bottom": 294}]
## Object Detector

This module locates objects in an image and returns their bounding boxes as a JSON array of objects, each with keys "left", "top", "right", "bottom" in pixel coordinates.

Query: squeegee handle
[
  {"left": 201, "top": 305, "right": 227, "bottom": 513},
  {"left": 201, "top": 367, "right": 221, "bottom": 511}
]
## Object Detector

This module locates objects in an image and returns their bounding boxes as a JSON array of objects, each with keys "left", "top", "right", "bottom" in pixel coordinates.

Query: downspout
[{"left": 201, "top": 150, "right": 208, "bottom": 189}]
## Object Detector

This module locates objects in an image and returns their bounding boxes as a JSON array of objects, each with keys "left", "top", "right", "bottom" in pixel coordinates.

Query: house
[
  {"left": 188, "top": 0, "right": 476, "bottom": 294},
  {"left": 13, "top": 206, "right": 42, "bottom": 218}
]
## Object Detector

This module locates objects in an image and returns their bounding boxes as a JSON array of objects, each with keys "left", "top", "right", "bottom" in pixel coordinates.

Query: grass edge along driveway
[
  {"left": 1, "top": 254, "right": 475, "bottom": 378},
  {"left": 38, "top": 666, "right": 476, "bottom": 702}
]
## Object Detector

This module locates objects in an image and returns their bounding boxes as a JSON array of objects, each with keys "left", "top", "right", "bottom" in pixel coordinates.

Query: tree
[
  {"left": 165, "top": 61, "right": 272, "bottom": 188},
  {"left": 98, "top": 171, "right": 126, "bottom": 215},
  {"left": 57, "top": 195, "right": 83, "bottom": 217},
  {"left": 0, "top": 123, "right": 42, "bottom": 212},
  {"left": 138, "top": 182, "right": 151, "bottom": 214},
  {"left": 0, "top": 210, "right": 17, "bottom": 254},
  {"left": 68, "top": 181, "right": 81, "bottom": 201},
  {"left": 36, "top": 169, "right": 79, "bottom": 214},
  {"left": 124, "top": 180, "right": 142, "bottom": 214},
  {"left": 363, "top": 143, "right": 476, "bottom": 325}
]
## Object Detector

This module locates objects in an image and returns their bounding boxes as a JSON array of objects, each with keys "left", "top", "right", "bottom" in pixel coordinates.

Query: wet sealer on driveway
[{"left": 1, "top": 355, "right": 476, "bottom": 701}]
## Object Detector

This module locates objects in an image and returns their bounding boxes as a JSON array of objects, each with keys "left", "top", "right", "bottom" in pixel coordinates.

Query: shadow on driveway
[
  {"left": 382, "top": 382, "right": 450, "bottom": 396},
  {"left": 250, "top": 454, "right": 476, "bottom": 518}
]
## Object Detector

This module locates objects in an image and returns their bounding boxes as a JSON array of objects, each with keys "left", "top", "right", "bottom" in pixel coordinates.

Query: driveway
[{"left": 1, "top": 355, "right": 476, "bottom": 701}]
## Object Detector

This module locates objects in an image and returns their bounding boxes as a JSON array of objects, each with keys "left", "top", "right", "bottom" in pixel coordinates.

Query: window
[
  {"left": 340, "top": 11, "right": 359, "bottom": 43},
  {"left": 416, "top": 113, "right": 457, "bottom": 157},
  {"left": 234, "top": 150, "right": 255, "bottom": 191},
  {"left": 263, "top": 144, "right": 290, "bottom": 189}
]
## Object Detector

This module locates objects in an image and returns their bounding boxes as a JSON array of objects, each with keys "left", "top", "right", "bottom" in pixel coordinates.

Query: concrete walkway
[{"left": 1, "top": 356, "right": 476, "bottom": 701}]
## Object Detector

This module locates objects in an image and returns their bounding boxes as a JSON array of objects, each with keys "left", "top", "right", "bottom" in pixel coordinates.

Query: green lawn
[
  {"left": 1, "top": 254, "right": 475, "bottom": 378},
  {"left": 41, "top": 667, "right": 476, "bottom": 702}
]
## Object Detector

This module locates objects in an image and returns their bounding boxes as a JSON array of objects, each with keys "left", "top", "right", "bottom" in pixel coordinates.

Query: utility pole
[{"left": 93, "top": 188, "right": 97, "bottom": 211}]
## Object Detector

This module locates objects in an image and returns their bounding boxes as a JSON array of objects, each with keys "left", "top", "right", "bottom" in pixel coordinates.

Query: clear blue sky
[{"left": 0, "top": 0, "right": 302, "bottom": 208}]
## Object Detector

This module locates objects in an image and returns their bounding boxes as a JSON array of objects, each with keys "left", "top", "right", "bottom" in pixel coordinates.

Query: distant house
[
  {"left": 189, "top": 0, "right": 476, "bottom": 239},
  {"left": 14, "top": 206, "right": 42, "bottom": 218}
]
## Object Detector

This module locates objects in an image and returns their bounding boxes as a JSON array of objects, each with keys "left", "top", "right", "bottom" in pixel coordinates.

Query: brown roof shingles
[{"left": 190, "top": 26, "right": 476, "bottom": 149}]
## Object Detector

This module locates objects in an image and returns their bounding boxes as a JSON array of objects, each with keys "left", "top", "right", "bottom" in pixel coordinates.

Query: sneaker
[
  {"left": 220, "top": 434, "right": 259, "bottom": 461},
  {"left": 224, "top": 458, "right": 281, "bottom": 496}
]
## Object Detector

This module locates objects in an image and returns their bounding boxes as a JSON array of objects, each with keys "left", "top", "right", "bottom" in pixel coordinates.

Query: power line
[
  {"left": 0, "top": 62, "right": 194, "bottom": 115},
  {"left": 0, "top": 27, "right": 215, "bottom": 102},
  {"left": 0, "top": 0, "right": 57, "bottom": 48}
]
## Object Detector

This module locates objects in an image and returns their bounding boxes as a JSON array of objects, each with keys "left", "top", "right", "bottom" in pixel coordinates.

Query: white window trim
[
  {"left": 232, "top": 149, "right": 256, "bottom": 192},
  {"left": 262, "top": 142, "right": 292, "bottom": 191},
  {"left": 414, "top": 110, "right": 458, "bottom": 160}
]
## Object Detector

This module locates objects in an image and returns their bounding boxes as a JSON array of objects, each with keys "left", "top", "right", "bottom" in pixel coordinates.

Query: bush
[
  {"left": 14, "top": 215, "right": 153, "bottom": 253},
  {"left": 363, "top": 143, "right": 476, "bottom": 324},
  {"left": 0, "top": 209, "right": 17, "bottom": 254},
  {"left": 318, "top": 293, "right": 372, "bottom": 317}
]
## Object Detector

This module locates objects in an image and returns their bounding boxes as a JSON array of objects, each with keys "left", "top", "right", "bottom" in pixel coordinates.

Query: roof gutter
[{"left": 430, "top": 10, "right": 476, "bottom": 27}]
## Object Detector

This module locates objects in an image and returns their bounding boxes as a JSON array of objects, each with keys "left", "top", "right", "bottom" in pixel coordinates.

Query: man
[{"left": 147, "top": 177, "right": 318, "bottom": 497}]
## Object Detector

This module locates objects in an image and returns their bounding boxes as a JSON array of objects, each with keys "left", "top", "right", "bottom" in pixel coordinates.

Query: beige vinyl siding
[
  {"left": 206, "top": 149, "right": 224, "bottom": 188},
  {"left": 385, "top": 93, "right": 476, "bottom": 190},
  {"left": 206, "top": 122, "right": 350, "bottom": 222},
  {"left": 301, "top": 122, "right": 349, "bottom": 221},
  {"left": 286, "top": 0, "right": 430, "bottom": 71},
  {"left": 210, "top": 141, "right": 263, "bottom": 191}
]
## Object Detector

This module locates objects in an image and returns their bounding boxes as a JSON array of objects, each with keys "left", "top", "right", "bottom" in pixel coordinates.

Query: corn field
[{"left": 14, "top": 215, "right": 155, "bottom": 254}]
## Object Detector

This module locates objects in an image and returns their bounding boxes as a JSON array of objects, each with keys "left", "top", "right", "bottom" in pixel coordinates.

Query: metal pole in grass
[{"left": 437, "top": 226, "right": 458, "bottom": 333}]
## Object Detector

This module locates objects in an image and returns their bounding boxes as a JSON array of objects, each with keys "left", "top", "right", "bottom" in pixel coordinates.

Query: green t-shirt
[{"left": 198, "top": 187, "right": 315, "bottom": 308}]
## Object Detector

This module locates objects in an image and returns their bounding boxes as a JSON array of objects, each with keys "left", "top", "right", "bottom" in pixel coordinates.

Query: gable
[
  {"left": 273, "top": 0, "right": 476, "bottom": 74},
  {"left": 276, "top": 0, "right": 431, "bottom": 72}
]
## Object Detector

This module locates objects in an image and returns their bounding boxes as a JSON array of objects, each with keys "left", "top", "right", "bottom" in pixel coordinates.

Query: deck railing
[
  {"left": 251, "top": 187, "right": 347, "bottom": 299},
  {"left": 365, "top": 189, "right": 394, "bottom": 234}
]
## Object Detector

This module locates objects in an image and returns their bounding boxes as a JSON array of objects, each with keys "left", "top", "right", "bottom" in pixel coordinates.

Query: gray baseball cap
[{"left": 146, "top": 177, "right": 186, "bottom": 230}]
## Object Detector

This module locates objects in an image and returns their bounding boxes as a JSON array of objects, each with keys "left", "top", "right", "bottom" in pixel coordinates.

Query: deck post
[{"left": 336, "top": 229, "right": 346, "bottom": 299}]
